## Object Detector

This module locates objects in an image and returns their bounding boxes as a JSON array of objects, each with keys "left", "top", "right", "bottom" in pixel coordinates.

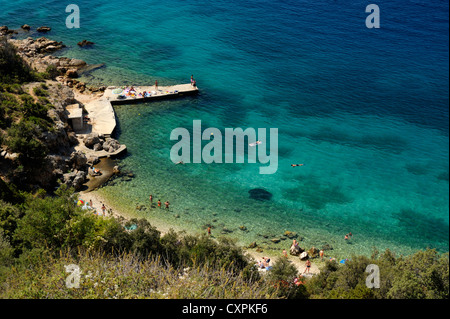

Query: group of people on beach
[
  {"left": 274, "top": 231, "right": 354, "bottom": 275},
  {"left": 77, "top": 199, "right": 108, "bottom": 217},
  {"left": 149, "top": 194, "right": 170, "bottom": 210},
  {"left": 258, "top": 257, "right": 271, "bottom": 269}
]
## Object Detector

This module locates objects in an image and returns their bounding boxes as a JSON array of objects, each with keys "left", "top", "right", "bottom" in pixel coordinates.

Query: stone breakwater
[{"left": 1, "top": 34, "right": 126, "bottom": 191}]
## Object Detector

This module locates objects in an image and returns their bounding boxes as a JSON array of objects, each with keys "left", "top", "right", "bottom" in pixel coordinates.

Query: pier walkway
[
  {"left": 103, "top": 84, "right": 199, "bottom": 105},
  {"left": 82, "top": 83, "right": 199, "bottom": 136}
]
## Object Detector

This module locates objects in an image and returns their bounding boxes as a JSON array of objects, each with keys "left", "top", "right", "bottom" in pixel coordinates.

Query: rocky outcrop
[
  {"left": 102, "top": 138, "right": 121, "bottom": 153},
  {"left": 299, "top": 252, "right": 309, "bottom": 260},
  {"left": 307, "top": 247, "right": 320, "bottom": 259},
  {"left": 69, "top": 151, "right": 88, "bottom": 169},
  {"left": 290, "top": 244, "right": 304, "bottom": 256},
  {"left": 77, "top": 40, "right": 95, "bottom": 47},
  {"left": 63, "top": 170, "right": 87, "bottom": 191},
  {"left": 82, "top": 133, "right": 122, "bottom": 154},
  {"left": 9, "top": 37, "right": 65, "bottom": 71},
  {"left": 83, "top": 133, "right": 101, "bottom": 149},
  {"left": 37, "top": 26, "right": 51, "bottom": 33},
  {"left": 0, "top": 26, "right": 17, "bottom": 36},
  {"left": 21, "top": 24, "right": 31, "bottom": 31},
  {"left": 87, "top": 155, "right": 100, "bottom": 166},
  {"left": 8, "top": 37, "right": 104, "bottom": 94},
  {"left": 66, "top": 69, "right": 78, "bottom": 78}
]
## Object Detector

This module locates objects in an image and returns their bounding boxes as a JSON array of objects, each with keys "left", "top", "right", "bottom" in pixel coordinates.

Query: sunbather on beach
[{"left": 90, "top": 166, "right": 101, "bottom": 175}]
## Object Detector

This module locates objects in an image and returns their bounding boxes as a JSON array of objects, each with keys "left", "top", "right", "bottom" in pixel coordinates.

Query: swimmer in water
[
  {"left": 249, "top": 141, "right": 262, "bottom": 147},
  {"left": 291, "top": 164, "right": 304, "bottom": 167}
]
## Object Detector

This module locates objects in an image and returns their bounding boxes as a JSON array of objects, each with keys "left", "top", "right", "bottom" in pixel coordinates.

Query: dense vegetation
[
  {"left": 0, "top": 36, "right": 448, "bottom": 299},
  {"left": 0, "top": 38, "right": 35, "bottom": 84}
]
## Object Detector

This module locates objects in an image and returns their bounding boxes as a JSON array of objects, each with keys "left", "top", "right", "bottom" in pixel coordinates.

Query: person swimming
[
  {"left": 249, "top": 141, "right": 262, "bottom": 147},
  {"left": 291, "top": 164, "right": 304, "bottom": 167}
]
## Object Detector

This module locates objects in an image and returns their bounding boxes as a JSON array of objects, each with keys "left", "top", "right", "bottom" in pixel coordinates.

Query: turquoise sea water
[{"left": 2, "top": 0, "right": 448, "bottom": 258}]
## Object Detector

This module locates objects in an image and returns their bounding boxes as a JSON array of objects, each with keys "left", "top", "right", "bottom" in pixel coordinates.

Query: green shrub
[
  {"left": 32, "top": 86, "right": 49, "bottom": 97},
  {"left": 0, "top": 179, "right": 24, "bottom": 204},
  {"left": 265, "top": 257, "right": 309, "bottom": 299},
  {"left": 0, "top": 39, "right": 35, "bottom": 84},
  {"left": 45, "top": 65, "right": 59, "bottom": 80},
  {"left": 2, "top": 83, "right": 24, "bottom": 94},
  {"left": 5, "top": 121, "right": 48, "bottom": 165}
]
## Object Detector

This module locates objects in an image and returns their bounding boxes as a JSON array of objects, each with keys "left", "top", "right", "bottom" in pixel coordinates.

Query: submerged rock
[
  {"left": 221, "top": 227, "right": 233, "bottom": 234},
  {"left": 77, "top": 40, "right": 95, "bottom": 47},
  {"left": 283, "top": 231, "right": 298, "bottom": 239},
  {"left": 37, "top": 26, "right": 51, "bottom": 33},
  {"left": 248, "top": 242, "right": 257, "bottom": 249},
  {"left": 248, "top": 188, "right": 272, "bottom": 201}
]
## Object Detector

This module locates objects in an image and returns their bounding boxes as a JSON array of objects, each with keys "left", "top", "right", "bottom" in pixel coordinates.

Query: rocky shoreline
[
  {"left": 9, "top": 36, "right": 105, "bottom": 94},
  {"left": 1, "top": 28, "right": 126, "bottom": 192}
]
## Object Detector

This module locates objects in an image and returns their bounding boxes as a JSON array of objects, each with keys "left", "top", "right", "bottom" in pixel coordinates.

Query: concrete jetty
[
  {"left": 103, "top": 84, "right": 199, "bottom": 105},
  {"left": 82, "top": 83, "right": 198, "bottom": 136},
  {"left": 83, "top": 97, "right": 117, "bottom": 136},
  {"left": 73, "top": 82, "right": 199, "bottom": 159}
]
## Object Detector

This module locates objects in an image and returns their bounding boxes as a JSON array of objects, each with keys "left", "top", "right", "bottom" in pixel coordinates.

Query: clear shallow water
[{"left": 2, "top": 0, "right": 448, "bottom": 258}]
